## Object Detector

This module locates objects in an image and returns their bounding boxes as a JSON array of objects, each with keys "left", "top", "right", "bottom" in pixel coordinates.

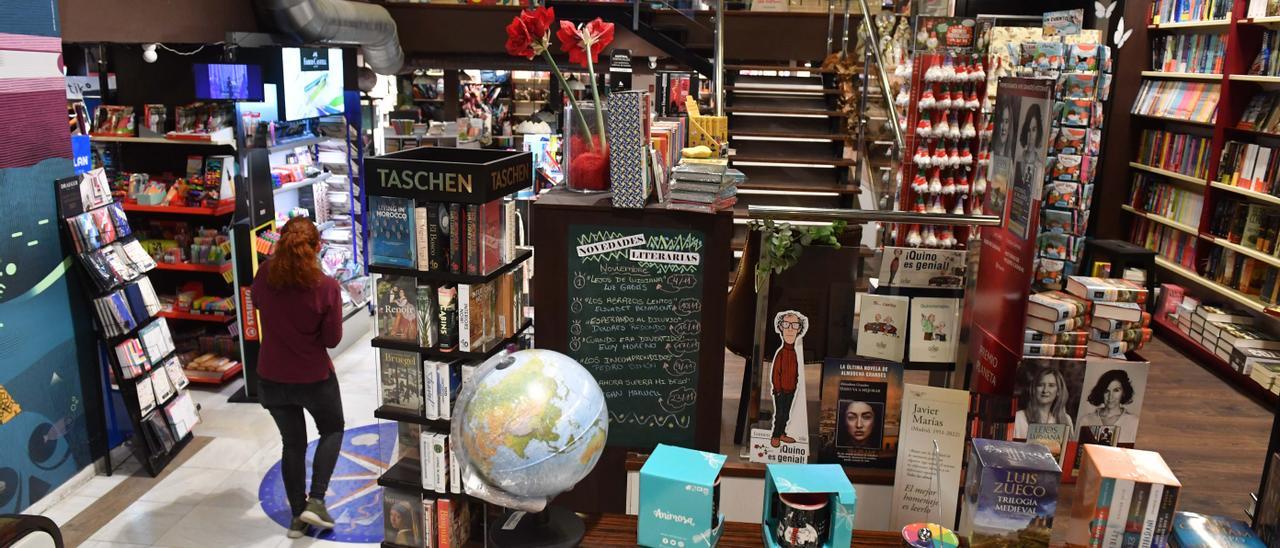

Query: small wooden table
[{"left": 581, "top": 513, "right": 905, "bottom": 547}]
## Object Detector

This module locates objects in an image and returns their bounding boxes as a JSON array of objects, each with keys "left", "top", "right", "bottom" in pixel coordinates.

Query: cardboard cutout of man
[{"left": 770, "top": 310, "right": 809, "bottom": 448}]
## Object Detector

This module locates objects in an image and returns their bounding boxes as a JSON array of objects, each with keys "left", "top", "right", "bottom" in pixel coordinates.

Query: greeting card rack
[{"left": 54, "top": 171, "right": 196, "bottom": 477}]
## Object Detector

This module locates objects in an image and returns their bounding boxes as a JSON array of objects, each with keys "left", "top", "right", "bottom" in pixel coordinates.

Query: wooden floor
[{"left": 719, "top": 336, "right": 1274, "bottom": 521}]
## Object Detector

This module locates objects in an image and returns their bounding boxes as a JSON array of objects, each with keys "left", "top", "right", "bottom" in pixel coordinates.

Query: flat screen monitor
[
  {"left": 193, "top": 63, "right": 264, "bottom": 101},
  {"left": 280, "top": 47, "right": 345, "bottom": 121}
]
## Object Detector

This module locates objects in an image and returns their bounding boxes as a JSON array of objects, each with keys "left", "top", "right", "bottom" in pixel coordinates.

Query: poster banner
[{"left": 969, "top": 77, "right": 1055, "bottom": 395}]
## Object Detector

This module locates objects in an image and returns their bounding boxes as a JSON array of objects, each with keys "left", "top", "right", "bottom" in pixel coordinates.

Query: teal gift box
[
  {"left": 639, "top": 444, "right": 727, "bottom": 547},
  {"left": 762, "top": 464, "right": 857, "bottom": 548}
]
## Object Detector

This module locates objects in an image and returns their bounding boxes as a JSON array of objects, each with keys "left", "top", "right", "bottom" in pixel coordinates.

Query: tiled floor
[{"left": 37, "top": 324, "right": 382, "bottom": 548}]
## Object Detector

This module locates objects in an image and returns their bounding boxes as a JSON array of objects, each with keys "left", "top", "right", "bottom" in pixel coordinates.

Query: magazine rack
[{"left": 54, "top": 170, "right": 198, "bottom": 477}]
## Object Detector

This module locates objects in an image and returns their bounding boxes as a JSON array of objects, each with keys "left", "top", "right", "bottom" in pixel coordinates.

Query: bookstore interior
[{"left": 20, "top": 0, "right": 1280, "bottom": 546}]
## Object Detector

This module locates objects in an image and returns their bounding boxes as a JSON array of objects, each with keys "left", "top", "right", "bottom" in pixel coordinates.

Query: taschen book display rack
[
  {"left": 364, "top": 146, "right": 535, "bottom": 548},
  {"left": 1124, "top": 0, "right": 1280, "bottom": 405},
  {"left": 55, "top": 168, "right": 200, "bottom": 477}
]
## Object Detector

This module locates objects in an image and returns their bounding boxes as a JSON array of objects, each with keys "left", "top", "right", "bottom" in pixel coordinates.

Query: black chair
[{"left": 0, "top": 514, "right": 63, "bottom": 548}]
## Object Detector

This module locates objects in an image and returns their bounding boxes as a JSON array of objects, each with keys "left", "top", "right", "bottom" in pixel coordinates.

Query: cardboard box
[
  {"left": 959, "top": 439, "right": 1062, "bottom": 546},
  {"left": 1066, "top": 445, "right": 1181, "bottom": 548},
  {"left": 638, "top": 444, "right": 726, "bottom": 547},
  {"left": 762, "top": 464, "right": 857, "bottom": 548}
]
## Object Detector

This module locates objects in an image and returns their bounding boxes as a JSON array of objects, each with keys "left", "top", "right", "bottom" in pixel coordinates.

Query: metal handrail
[
  {"left": 748, "top": 205, "right": 1002, "bottom": 226},
  {"left": 855, "top": 0, "right": 904, "bottom": 159}
]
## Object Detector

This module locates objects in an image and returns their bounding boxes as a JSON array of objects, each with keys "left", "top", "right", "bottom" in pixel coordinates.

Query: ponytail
[{"left": 267, "top": 217, "right": 324, "bottom": 288}]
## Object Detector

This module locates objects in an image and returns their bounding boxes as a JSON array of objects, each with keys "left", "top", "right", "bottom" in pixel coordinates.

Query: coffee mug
[{"left": 774, "top": 492, "right": 829, "bottom": 548}]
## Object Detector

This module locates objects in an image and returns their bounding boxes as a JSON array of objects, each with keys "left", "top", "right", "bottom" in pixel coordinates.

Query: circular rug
[{"left": 258, "top": 422, "right": 396, "bottom": 542}]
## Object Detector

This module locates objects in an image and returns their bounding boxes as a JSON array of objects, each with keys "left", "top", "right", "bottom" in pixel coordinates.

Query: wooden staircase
[{"left": 724, "top": 63, "right": 858, "bottom": 253}]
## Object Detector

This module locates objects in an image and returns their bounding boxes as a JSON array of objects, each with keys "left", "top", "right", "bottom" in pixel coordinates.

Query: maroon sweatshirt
[{"left": 251, "top": 261, "right": 343, "bottom": 383}]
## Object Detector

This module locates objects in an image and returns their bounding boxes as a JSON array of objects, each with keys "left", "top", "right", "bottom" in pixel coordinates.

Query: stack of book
[
  {"left": 1065, "top": 276, "right": 1152, "bottom": 358},
  {"left": 1251, "top": 361, "right": 1280, "bottom": 395},
  {"left": 1023, "top": 290, "right": 1092, "bottom": 358},
  {"left": 665, "top": 163, "right": 743, "bottom": 213}
]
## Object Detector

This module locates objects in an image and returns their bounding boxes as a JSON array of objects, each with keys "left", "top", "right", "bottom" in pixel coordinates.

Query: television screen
[
  {"left": 193, "top": 63, "right": 264, "bottom": 101},
  {"left": 280, "top": 47, "right": 345, "bottom": 121}
]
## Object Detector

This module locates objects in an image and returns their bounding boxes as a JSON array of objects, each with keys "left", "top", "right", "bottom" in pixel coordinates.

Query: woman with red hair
[{"left": 251, "top": 217, "right": 345, "bottom": 539}]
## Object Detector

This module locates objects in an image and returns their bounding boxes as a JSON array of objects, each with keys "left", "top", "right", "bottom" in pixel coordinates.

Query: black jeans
[
  {"left": 260, "top": 374, "right": 345, "bottom": 517},
  {"left": 772, "top": 390, "right": 795, "bottom": 438}
]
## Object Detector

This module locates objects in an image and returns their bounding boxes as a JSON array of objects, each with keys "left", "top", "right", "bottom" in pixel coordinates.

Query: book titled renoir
[{"left": 370, "top": 195, "right": 415, "bottom": 267}]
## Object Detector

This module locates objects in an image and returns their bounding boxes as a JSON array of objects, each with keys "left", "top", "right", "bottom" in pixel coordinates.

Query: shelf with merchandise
[
  {"left": 1121, "top": 204, "right": 1201, "bottom": 235},
  {"left": 1233, "top": 74, "right": 1280, "bottom": 87},
  {"left": 185, "top": 361, "right": 243, "bottom": 385},
  {"left": 1139, "top": 70, "right": 1225, "bottom": 81},
  {"left": 122, "top": 201, "right": 236, "bottom": 216},
  {"left": 1130, "top": 112, "right": 1218, "bottom": 128},
  {"left": 152, "top": 261, "right": 232, "bottom": 274},
  {"left": 1202, "top": 234, "right": 1280, "bottom": 269},
  {"left": 90, "top": 134, "right": 237, "bottom": 148},
  {"left": 1147, "top": 19, "right": 1233, "bottom": 31},
  {"left": 1226, "top": 126, "right": 1280, "bottom": 139},
  {"left": 158, "top": 309, "right": 235, "bottom": 323},
  {"left": 1156, "top": 256, "right": 1268, "bottom": 312},
  {"left": 1210, "top": 181, "right": 1280, "bottom": 206},
  {"left": 377, "top": 457, "right": 461, "bottom": 498},
  {"left": 1240, "top": 16, "right": 1280, "bottom": 28},
  {"left": 369, "top": 249, "right": 532, "bottom": 285},
  {"left": 374, "top": 405, "right": 451, "bottom": 430},
  {"left": 371, "top": 319, "right": 532, "bottom": 361},
  {"left": 1129, "top": 162, "right": 1209, "bottom": 186}
]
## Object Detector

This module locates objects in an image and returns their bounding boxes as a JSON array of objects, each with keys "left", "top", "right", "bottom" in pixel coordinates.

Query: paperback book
[
  {"left": 817, "top": 357, "right": 903, "bottom": 469},
  {"left": 377, "top": 275, "right": 420, "bottom": 344},
  {"left": 380, "top": 348, "right": 424, "bottom": 414},
  {"left": 370, "top": 195, "right": 416, "bottom": 268}
]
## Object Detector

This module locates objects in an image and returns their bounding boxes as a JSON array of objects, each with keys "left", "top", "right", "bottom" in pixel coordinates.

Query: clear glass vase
[{"left": 563, "top": 104, "right": 610, "bottom": 194}]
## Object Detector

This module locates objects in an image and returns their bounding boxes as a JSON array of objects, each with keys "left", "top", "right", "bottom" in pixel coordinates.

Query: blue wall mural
[{"left": 0, "top": 0, "right": 102, "bottom": 512}]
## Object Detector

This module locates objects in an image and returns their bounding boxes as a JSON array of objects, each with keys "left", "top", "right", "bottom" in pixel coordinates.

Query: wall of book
[
  {"left": 365, "top": 149, "right": 533, "bottom": 547},
  {"left": 57, "top": 168, "right": 201, "bottom": 476},
  {"left": 1115, "top": 0, "right": 1280, "bottom": 403}
]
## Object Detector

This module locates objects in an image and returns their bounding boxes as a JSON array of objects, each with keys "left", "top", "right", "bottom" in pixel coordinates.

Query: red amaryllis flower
[
  {"left": 556, "top": 18, "right": 615, "bottom": 67},
  {"left": 505, "top": 6, "right": 556, "bottom": 59}
]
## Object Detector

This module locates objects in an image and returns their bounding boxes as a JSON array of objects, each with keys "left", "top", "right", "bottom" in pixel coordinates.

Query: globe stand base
[{"left": 487, "top": 505, "right": 584, "bottom": 548}]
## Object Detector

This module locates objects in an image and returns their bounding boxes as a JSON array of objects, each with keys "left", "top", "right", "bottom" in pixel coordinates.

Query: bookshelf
[
  {"left": 1115, "top": 0, "right": 1280, "bottom": 400},
  {"left": 365, "top": 146, "right": 534, "bottom": 547}
]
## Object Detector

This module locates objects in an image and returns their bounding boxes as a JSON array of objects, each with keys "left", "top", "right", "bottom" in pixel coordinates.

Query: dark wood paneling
[
  {"left": 59, "top": 0, "right": 260, "bottom": 43},
  {"left": 581, "top": 513, "right": 908, "bottom": 546},
  {"left": 1094, "top": 0, "right": 1148, "bottom": 240}
]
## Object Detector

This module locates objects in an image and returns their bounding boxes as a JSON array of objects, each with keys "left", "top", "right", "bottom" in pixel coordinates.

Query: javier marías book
[
  {"left": 1170, "top": 512, "right": 1265, "bottom": 547},
  {"left": 817, "top": 357, "right": 903, "bottom": 469},
  {"left": 370, "top": 195, "right": 415, "bottom": 268},
  {"left": 960, "top": 439, "right": 1062, "bottom": 547},
  {"left": 377, "top": 275, "right": 420, "bottom": 344}
]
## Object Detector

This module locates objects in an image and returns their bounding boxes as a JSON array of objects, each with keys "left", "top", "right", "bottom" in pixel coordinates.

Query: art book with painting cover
[
  {"left": 817, "top": 357, "right": 903, "bottom": 469},
  {"left": 377, "top": 275, "right": 420, "bottom": 344},
  {"left": 855, "top": 293, "right": 908, "bottom": 361},
  {"left": 383, "top": 488, "right": 424, "bottom": 547},
  {"left": 369, "top": 195, "right": 416, "bottom": 268},
  {"left": 379, "top": 348, "right": 424, "bottom": 414}
]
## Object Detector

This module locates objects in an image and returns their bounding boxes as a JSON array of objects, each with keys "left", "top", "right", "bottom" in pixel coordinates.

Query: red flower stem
[
  {"left": 584, "top": 50, "right": 607, "bottom": 150},
  {"left": 542, "top": 51, "right": 594, "bottom": 146}
]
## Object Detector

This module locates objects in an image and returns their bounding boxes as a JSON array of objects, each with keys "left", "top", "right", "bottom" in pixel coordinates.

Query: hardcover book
[
  {"left": 414, "top": 206, "right": 430, "bottom": 271},
  {"left": 417, "top": 283, "right": 437, "bottom": 349},
  {"left": 384, "top": 488, "right": 425, "bottom": 547},
  {"left": 959, "top": 439, "right": 1062, "bottom": 547},
  {"left": 369, "top": 195, "right": 416, "bottom": 268},
  {"left": 1171, "top": 512, "right": 1265, "bottom": 547},
  {"left": 1028, "top": 290, "right": 1093, "bottom": 321},
  {"left": 448, "top": 204, "right": 463, "bottom": 274},
  {"left": 908, "top": 297, "right": 959, "bottom": 363},
  {"left": 437, "top": 285, "right": 458, "bottom": 351},
  {"left": 855, "top": 293, "right": 909, "bottom": 361},
  {"left": 379, "top": 348, "right": 424, "bottom": 414},
  {"left": 427, "top": 202, "right": 449, "bottom": 272},
  {"left": 376, "top": 275, "right": 420, "bottom": 344},
  {"left": 1024, "top": 343, "right": 1088, "bottom": 359},
  {"left": 817, "top": 358, "right": 903, "bottom": 469},
  {"left": 1093, "top": 301, "right": 1143, "bottom": 322},
  {"left": 1026, "top": 314, "right": 1090, "bottom": 334},
  {"left": 1025, "top": 330, "right": 1089, "bottom": 345},
  {"left": 1066, "top": 276, "right": 1149, "bottom": 304}
]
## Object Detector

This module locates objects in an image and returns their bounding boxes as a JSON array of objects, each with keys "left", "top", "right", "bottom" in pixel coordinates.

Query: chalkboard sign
[{"left": 566, "top": 224, "right": 705, "bottom": 448}]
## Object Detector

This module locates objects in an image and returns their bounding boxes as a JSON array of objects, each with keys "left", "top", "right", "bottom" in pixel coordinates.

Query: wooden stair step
[
  {"left": 731, "top": 154, "right": 857, "bottom": 167},
  {"left": 727, "top": 106, "right": 844, "bottom": 116},
  {"left": 738, "top": 180, "right": 860, "bottom": 194},
  {"left": 726, "top": 85, "right": 840, "bottom": 95},
  {"left": 727, "top": 64, "right": 834, "bottom": 73},
  {"left": 730, "top": 130, "right": 847, "bottom": 141}
]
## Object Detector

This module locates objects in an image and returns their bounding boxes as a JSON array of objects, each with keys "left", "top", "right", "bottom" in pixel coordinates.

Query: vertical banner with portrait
[
  {"left": 817, "top": 358, "right": 904, "bottom": 469},
  {"left": 968, "top": 77, "right": 1055, "bottom": 396}
]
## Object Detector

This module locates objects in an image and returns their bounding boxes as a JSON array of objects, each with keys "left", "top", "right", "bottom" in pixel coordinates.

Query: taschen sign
[{"left": 365, "top": 147, "right": 533, "bottom": 204}]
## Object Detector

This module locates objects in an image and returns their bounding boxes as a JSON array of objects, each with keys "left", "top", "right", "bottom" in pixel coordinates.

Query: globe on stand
[{"left": 451, "top": 349, "right": 609, "bottom": 547}]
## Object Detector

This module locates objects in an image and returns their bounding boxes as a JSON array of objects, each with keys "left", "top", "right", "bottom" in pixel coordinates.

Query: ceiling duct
[{"left": 259, "top": 0, "right": 404, "bottom": 75}]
